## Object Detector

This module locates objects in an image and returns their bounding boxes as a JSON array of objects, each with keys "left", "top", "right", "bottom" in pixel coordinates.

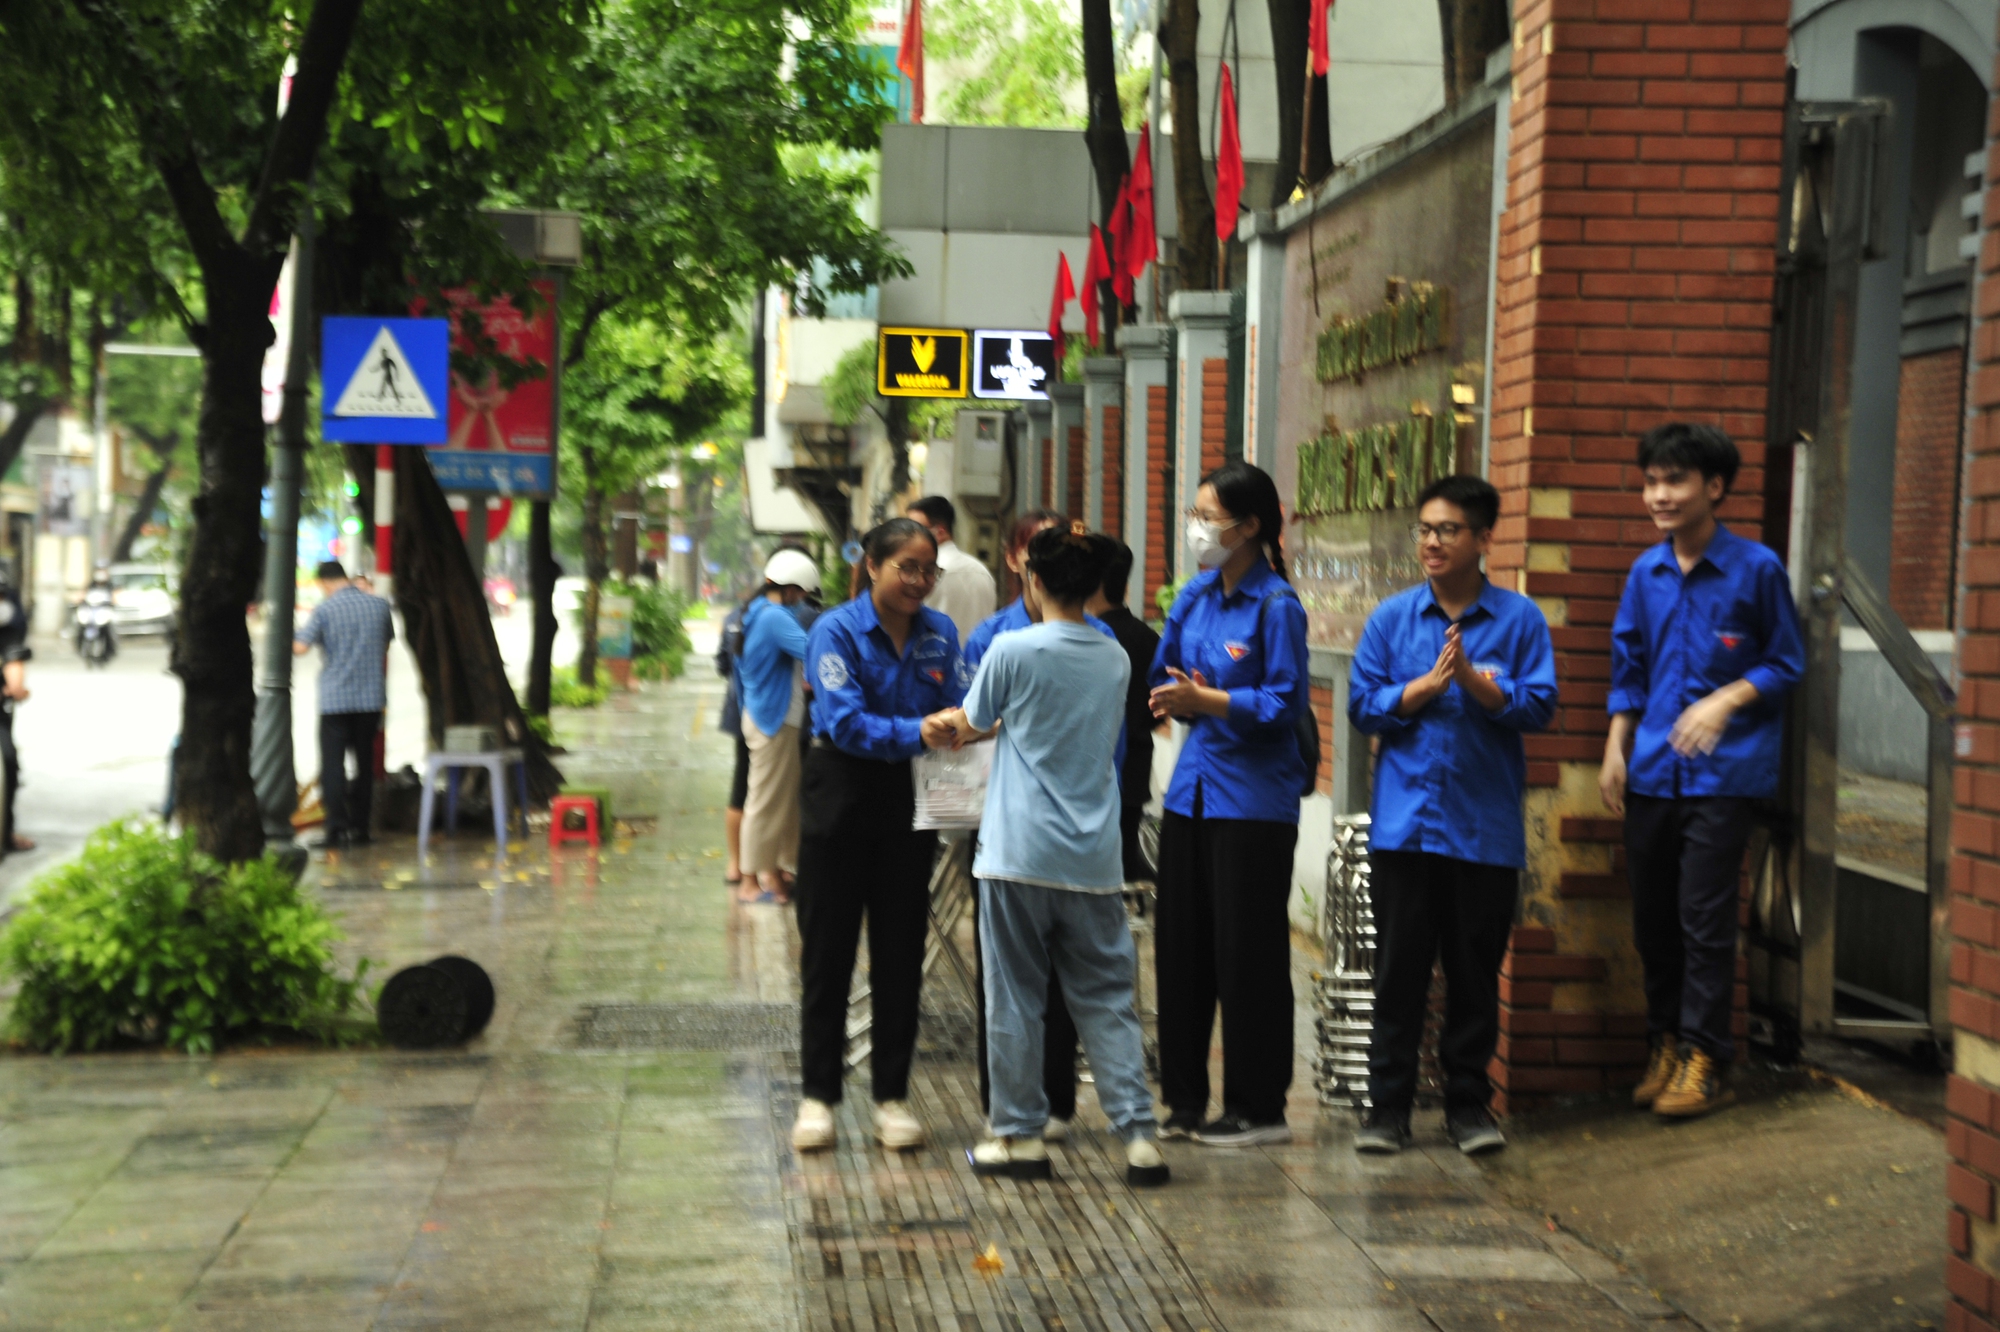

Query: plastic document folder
[{"left": 912, "top": 741, "right": 994, "bottom": 830}]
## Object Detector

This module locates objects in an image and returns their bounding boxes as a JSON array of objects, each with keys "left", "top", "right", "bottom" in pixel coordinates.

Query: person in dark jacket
[{"left": 1085, "top": 536, "right": 1161, "bottom": 882}]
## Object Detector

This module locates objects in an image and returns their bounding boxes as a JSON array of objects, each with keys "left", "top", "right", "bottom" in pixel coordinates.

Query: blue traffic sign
[{"left": 321, "top": 317, "right": 450, "bottom": 443}]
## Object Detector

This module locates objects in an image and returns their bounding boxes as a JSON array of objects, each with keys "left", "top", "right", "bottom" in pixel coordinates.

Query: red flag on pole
[
  {"left": 1308, "top": 0, "right": 1331, "bottom": 76},
  {"left": 1126, "top": 123, "right": 1158, "bottom": 281},
  {"left": 1081, "top": 225, "right": 1111, "bottom": 347},
  {"left": 897, "top": 0, "right": 925, "bottom": 123},
  {"left": 1215, "top": 66, "right": 1244, "bottom": 243},
  {"left": 1106, "top": 171, "right": 1132, "bottom": 298},
  {"left": 1049, "top": 251, "right": 1076, "bottom": 359}
]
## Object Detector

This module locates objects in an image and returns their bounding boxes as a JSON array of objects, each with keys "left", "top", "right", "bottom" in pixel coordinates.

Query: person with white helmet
[{"left": 737, "top": 548, "right": 822, "bottom": 904}]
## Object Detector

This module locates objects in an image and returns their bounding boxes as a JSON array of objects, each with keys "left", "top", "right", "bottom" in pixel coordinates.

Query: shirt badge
[
  {"left": 816, "top": 653, "right": 850, "bottom": 690},
  {"left": 1715, "top": 631, "right": 1744, "bottom": 651},
  {"left": 1224, "top": 641, "right": 1250, "bottom": 661},
  {"left": 1474, "top": 662, "right": 1504, "bottom": 682},
  {"left": 925, "top": 667, "right": 944, "bottom": 683}
]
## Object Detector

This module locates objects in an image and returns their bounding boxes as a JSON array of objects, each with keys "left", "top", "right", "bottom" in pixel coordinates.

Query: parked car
[{"left": 105, "top": 563, "right": 177, "bottom": 636}]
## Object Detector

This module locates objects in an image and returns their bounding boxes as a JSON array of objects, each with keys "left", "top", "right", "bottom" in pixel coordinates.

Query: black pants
[
  {"left": 1624, "top": 794, "right": 1754, "bottom": 1060},
  {"left": 796, "top": 744, "right": 935, "bottom": 1106},
  {"left": 728, "top": 732, "right": 751, "bottom": 811},
  {"left": 0, "top": 705, "right": 19, "bottom": 851},
  {"left": 318, "top": 710, "right": 381, "bottom": 839},
  {"left": 1120, "top": 802, "right": 1149, "bottom": 882},
  {"left": 1154, "top": 800, "right": 1298, "bottom": 1124},
  {"left": 1366, "top": 850, "right": 1519, "bottom": 1115},
  {"left": 973, "top": 874, "right": 1078, "bottom": 1120}
]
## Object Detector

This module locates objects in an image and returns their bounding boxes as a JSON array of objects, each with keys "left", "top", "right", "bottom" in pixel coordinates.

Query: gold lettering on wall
[{"left": 1314, "top": 279, "right": 1451, "bottom": 385}]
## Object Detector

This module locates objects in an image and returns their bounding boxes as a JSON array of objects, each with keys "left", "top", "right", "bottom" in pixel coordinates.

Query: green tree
[{"left": 930, "top": 0, "right": 1084, "bottom": 127}]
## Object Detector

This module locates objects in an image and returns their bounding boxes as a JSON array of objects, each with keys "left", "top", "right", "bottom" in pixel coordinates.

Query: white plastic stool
[{"left": 418, "top": 748, "right": 529, "bottom": 859}]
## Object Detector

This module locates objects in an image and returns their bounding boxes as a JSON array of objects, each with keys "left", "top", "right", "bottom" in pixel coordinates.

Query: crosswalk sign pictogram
[{"left": 321, "top": 316, "right": 450, "bottom": 443}]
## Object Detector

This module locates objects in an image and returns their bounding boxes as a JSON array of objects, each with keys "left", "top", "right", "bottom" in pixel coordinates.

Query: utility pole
[{"left": 250, "top": 198, "right": 316, "bottom": 850}]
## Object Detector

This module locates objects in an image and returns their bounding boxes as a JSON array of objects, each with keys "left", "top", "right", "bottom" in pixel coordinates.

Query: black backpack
[{"left": 1254, "top": 588, "right": 1321, "bottom": 797}]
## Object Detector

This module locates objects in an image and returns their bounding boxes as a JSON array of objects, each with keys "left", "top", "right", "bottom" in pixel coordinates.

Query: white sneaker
[
  {"left": 873, "top": 1099, "right": 925, "bottom": 1150},
  {"left": 969, "top": 1135, "right": 1052, "bottom": 1180},
  {"left": 792, "top": 1098, "right": 835, "bottom": 1152},
  {"left": 1042, "top": 1117, "right": 1071, "bottom": 1142},
  {"left": 1125, "top": 1133, "right": 1170, "bottom": 1187}
]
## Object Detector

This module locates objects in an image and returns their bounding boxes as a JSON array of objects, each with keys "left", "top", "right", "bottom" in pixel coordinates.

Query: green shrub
[
  {"left": 821, "top": 558, "right": 850, "bottom": 605},
  {"left": 522, "top": 712, "right": 555, "bottom": 745},
  {"left": 631, "top": 646, "right": 688, "bottom": 682},
  {"left": 0, "top": 821, "right": 370, "bottom": 1054},
  {"left": 547, "top": 665, "right": 611, "bottom": 709},
  {"left": 613, "top": 578, "right": 694, "bottom": 662}
]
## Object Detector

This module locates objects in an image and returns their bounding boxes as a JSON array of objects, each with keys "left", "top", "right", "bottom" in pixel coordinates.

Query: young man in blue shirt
[
  {"left": 1600, "top": 423, "right": 1803, "bottom": 1119},
  {"left": 1349, "top": 476, "right": 1559, "bottom": 1155}
]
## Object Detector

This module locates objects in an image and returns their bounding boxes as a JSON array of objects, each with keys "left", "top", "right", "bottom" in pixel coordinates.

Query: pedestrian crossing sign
[{"left": 320, "top": 316, "right": 450, "bottom": 443}]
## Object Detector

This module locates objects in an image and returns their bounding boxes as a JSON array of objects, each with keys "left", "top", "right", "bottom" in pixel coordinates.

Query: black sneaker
[
  {"left": 1444, "top": 1105, "right": 1507, "bottom": 1155},
  {"left": 1155, "top": 1111, "right": 1202, "bottom": 1141},
  {"left": 1193, "top": 1113, "right": 1291, "bottom": 1147},
  {"left": 1354, "top": 1109, "right": 1411, "bottom": 1154}
]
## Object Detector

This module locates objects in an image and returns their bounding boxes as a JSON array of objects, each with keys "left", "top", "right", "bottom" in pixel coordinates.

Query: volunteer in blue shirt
[
  {"left": 1148, "top": 461, "right": 1312, "bottom": 1148},
  {"left": 791, "top": 518, "right": 967, "bottom": 1156},
  {"left": 1601, "top": 423, "right": 1803, "bottom": 1120},
  {"left": 737, "top": 550, "right": 820, "bottom": 905},
  {"left": 931, "top": 524, "right": 1169, "bottom": 1189},
  {"left": 1348, "top": 475, "right": 1558, "bottom": 1157}
]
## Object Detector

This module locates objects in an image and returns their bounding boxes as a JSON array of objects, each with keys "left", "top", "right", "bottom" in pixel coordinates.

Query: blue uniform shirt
[
  {"left": 806, "top": 595, "right": 967, "bottom": 762},
  {"left": 740, "top": 595, "right": 810, "bottom": 736},
  {"left": 1608, "top": 524, "right": 1805, "bottom": 799},
  {"left": 962, "top": 598, "right": 1114, "bottom": 670},
  {"left": 1349, "top": 579, "right": 1558, "bottom": 870},
  {"left": 1149, "top": 562, "right": 1312, "bottom": 824}
]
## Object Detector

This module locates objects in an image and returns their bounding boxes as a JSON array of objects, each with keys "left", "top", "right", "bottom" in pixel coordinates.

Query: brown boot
[
  {"left": 1653, "top": 1045, "right": 1735, "bottom": 1119},
  {"left": 1631, "top": 1036, "right": 1680, "bottom": 1108}
]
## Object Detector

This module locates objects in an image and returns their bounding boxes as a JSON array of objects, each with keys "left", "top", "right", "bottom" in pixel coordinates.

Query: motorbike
[{"left": 75, "top": 588, "right": 117, "bottom": 668}]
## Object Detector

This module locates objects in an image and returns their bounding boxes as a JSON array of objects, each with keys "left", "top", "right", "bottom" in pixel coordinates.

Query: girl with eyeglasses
[
  {"left": 1147, "top": 460, "right": 1312, "bottom": 1147},
  {"left": 790, "top": 518, "right": 966, "bottom": 1155}
]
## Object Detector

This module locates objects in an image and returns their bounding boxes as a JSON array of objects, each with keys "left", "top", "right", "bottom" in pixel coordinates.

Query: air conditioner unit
[{"left": 954, "top": 410, "right": 1006, "bottom": 499}]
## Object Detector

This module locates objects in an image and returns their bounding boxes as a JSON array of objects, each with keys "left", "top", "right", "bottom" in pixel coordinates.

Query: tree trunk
[
  {"left": 172, "top": 268, "right": 276, "bottom": 863},
  {"left": 1266, "top": 0, "right": 1334, "bottom": 204},
  {"left": 577, "top": 450, "right": 607, "bottom": 687},
  {"left": 386, "top": 446, "right": 563, "bottom": 800},
  {"left": 1164, "top": 0, "right": 1216, "bottom": 291},
  {"left": 1080, "top": 0, "right": 1133, "bottom": 340},
  {"left": 1438, "top": 0, "right": 1508, "bottom": 107},
  {"left": 526, "top": 499, "right": 558, "bottom": 715},
  {"left": 112, "top": 443, "right": 173, "bottom": 563}
]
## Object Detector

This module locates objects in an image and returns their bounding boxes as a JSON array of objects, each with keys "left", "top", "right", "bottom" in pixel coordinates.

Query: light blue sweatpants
[{"left": 979, "top": 878, "right": 1157, "bottom": 1140}]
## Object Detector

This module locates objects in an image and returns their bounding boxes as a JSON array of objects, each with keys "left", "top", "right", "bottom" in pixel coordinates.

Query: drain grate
[{"left": 573, "top": 1002, "right": 797, "bottom": 1050}]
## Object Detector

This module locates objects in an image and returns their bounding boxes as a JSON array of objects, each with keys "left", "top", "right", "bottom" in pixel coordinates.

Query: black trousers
[
  {"left": 318, "top": 710, "right": 381, "bottom": 839},
  {"left": 728, "top": 732, "right": 751, "bottom": 811},
  {"left": 796, "top": 744, "right": 935, "bottom": 1106},
  {"left": 0, "top": 705, "right": 19, "bottom": 850},
  {"left": 1365, "top": 850, "right": 1519, "bottom": 1115},
  {"left": 1624, "top": 794, "right": 1754, "bottom": 1060},
  {"left": 1120, "top": 802, "right": 1149, "bottom": 883},
  {"left": 1154, "top": 800, "right": 1298, "bottom": 1124},
  {"left": 973, "top": 874, "right": 1078, "bottom": 1121}
]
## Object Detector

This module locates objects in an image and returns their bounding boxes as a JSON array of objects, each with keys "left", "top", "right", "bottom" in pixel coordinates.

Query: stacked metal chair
[{"left": 1312, "top": 814, "right": 1443, "bottom": 1110}]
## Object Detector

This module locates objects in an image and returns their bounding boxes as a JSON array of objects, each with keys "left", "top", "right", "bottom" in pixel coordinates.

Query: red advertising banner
[{"left": 418, "top": 279, "right": 557, "bottom": 496}]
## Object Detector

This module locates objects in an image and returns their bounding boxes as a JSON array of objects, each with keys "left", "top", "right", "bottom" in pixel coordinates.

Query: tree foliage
[{"left": 931, "top": 0, "right": 1085, "bottom": 127}]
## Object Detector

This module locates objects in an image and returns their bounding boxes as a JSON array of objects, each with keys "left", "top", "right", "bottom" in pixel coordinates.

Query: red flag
[
  {"left": 1215, "top": 66, "right": 1244, "bottom": 243},
  {"left": 1081, "top": 225, "right": 1111, "bottom": 347},
  {"left": 1048, "top": 251, "right": 1076, "bottom": 359},
  {"left": 1126, "top": 123, "right": 1158, "bottom": 279},
  {"left": 1308, "top": 0, "right": 1331, "bottom": 77},
  {"left": 897, "top": 0, "right": 925, "bottom": 123}
]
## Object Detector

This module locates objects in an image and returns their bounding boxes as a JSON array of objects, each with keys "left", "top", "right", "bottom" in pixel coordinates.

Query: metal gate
[{"left": 1748, "top": 99, "right": 1956, "bottom": 1059}]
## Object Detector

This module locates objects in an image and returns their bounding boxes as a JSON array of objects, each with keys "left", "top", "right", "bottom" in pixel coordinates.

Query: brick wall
[
  {"left": 1892, "top": 345, "right": 1966, "bottom": 630},
  {"left": 1946, "top": 21, "right": 2000, "bottom": 1328},
  {"left": 1488, "top": 0, "right": 1788, "bottom": 1110},
  {"left": 1309, "top": 682, "right": 1335, "bottom": 794},
  {"left": 1067, "top": 425, "right": 1087, "bottom": 521},
  {"left": 1201, "top": 357, "right": 1229, "bottom": 477},
  {"left": 1103, "top": 405, "right": 1125, "bottom": 539},
  {"left": 1145, "top": 384, "right": 1171, "bottom": 612}
]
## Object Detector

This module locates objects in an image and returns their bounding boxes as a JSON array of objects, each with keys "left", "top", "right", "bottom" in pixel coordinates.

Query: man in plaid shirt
[{"left": 294, "top": 560, "right": 394, "bottom": 848}]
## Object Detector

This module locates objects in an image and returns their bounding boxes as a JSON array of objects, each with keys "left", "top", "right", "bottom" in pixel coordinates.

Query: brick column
[
  {"left": 1119, "top": 325, "right": 1173, "bottom": 613},
  {"left": 1945, "top": 14, "right": 2000, "bottom": 1325},
  {"left": 1170, "top": 292, "right": 1232, "bottom": 579},
  {"left": 1084, "top": 356, "right": 1124, "bottom": 532},
  {"left": 1486, "top": 0, "right": 1788, "bottom": 1109},
  {"left": 1021, "top": 398, "right": 1051, "bottom": 518},
  {"left": 1048, "top": 383, "right": 1083, "bottom": 516}
]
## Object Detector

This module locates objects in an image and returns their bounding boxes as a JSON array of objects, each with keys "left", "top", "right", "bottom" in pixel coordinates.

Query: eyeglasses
[
  {"left": 1409, "top": 522, "right": 1474, "bottom": 546},
  {"left": 884, "top": 559, "right": 940, "bottom": 587}
]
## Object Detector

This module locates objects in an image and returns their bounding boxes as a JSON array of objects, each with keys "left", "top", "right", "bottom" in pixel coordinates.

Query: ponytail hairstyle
[
  {"left": 1025, "top": 521, "right": 1112, "bottom": 607},
  {"left": 1202, "top": 460, "right": 1289, "bottom": 581}
]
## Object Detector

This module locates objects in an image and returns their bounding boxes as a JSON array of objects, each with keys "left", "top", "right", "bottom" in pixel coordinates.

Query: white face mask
[{"left": 1186, "top": 517, "right": 1240, "bottom": 569}]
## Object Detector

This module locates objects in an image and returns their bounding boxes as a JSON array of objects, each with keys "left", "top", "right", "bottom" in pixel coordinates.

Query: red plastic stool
[{"left": 549, "top": 794, "right": 601, "bottom": 849}]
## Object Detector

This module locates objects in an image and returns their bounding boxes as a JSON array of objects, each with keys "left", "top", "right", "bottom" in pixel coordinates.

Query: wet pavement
[{"left": 0, "top": 665, "right": 1943, "bottom": 1329}]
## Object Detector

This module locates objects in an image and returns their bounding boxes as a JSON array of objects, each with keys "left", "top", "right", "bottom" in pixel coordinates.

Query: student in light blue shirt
[
  {"left": 932, "top": 523, "right": 1169, "bottom": 1189},
  {"left": 1348, "top": 475, "right": 1557, "bottom": 1157}
]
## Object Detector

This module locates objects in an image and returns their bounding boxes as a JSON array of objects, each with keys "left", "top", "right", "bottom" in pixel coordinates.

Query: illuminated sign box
[
  {"left": 971, "top": 330, "right": 1057, "bottom": 401},
  {"left": 877, "top": 327, "right": 969, "bottom": 398}
]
